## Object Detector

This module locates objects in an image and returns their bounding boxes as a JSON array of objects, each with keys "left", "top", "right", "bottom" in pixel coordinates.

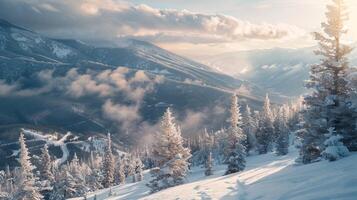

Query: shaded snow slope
[{"left": 72, "top": 148, "right": 357, "bottom": 200}]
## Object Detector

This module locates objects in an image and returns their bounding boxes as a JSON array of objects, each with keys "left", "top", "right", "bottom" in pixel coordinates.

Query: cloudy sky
[{"left": 0, "top": 0, "right": 356, "bottom": 58}]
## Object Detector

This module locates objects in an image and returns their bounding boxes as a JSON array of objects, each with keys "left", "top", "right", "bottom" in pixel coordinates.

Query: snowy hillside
[
  {"left": 0, "top": 19, "right": 270, "bottom": 149},
  {"left": 72, "top": 148, "right": 357, "bottom": 200}
]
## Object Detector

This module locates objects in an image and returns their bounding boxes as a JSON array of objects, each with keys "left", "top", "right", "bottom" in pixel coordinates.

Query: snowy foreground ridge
[{"left": 70, "top": 148, "right": 357, "bottom": 200}]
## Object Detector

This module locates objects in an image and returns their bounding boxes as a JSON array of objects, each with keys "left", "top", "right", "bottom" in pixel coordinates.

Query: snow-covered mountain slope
[
  {"left": 0, "top": 19, "right": 272, "bottom": 170},
  {"left": 197, "top": 46, "right": 357, "bottom": 96},
  {"left": 74, "top": 148, "right": 357, "bottom": 200},
  {"left": 0, "top": 18, "right": 243, "bottom": 91}
]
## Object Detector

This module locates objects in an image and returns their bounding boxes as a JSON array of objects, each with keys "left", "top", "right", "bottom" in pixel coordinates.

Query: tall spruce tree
[
  {"left": 147, "top": 108, "right": 191, "bottom": 193},
  {"left": 14, "top": 133, "right": 43, "bottom": 200},
  {"left": 243, "top": 105, "right": 257, "bottom": 153},
  {"left": 257, "top": 94, "right": 275, "bottom": 154},
  {"left": 204, "top": 152, "right": 213, "bottom": 176},
  {"left": 102, "top": 133, "right": 114, "bottom": 188},
  {"left": 39, "top": 144, "right": 54, "bottom": 183},
  {"left": 302, "top": 0, "right": 355, "bottom": 163},
  {"left": 276, "top": 107, "right": 289, "bottom": 156},
  {"left": 225, "top": 94, "right": 246, "bottom": 175}
]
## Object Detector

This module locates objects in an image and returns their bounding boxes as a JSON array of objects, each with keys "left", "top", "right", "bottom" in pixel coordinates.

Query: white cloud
[
  {"left": 0, "top": 67, "right": 164, "bottom": 133},
  {"left": 0, "top": 80, "right": 18, "bottom": 95},
  {"left": 0, "top": 0, "right": 304, "bottom": 45},
  {"left": 102, "top": 99, "right": 141, "bottom": 130}
]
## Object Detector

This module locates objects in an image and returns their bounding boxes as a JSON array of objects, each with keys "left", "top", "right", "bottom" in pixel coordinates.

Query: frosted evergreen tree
[
  {"left": 13, "top": 133, "right": 43, "bottom": 200},
  {"left": 276, "top": 107, "right": 289, "bottom": 156},
  {"left": 87, "top": 152, "right": 103, "bottom": 191},
  {"left": 204, "top": 152, "right": 213, "bottom": 176},
  {"left": 0, "top": 170, "right": 9, "bottom": 199},
  {"left": 243, "top": 105, "right": 258, "bottom": 153},
  {"left": 225, "top": 94, "right": 246, "bottom": 175},
  {"left": 102, "top": 133, "right": 114, "bottom": 188},
  {"left": 118, "top": 161, "right": 126, "bottom": 184},
  {"left": 192, "top": 129, "right": 214, "bottom": 166},
  {"left": 322, "top": 127, "right": 349, "bottom": 161},
  {"left": 67, "top": 154, "right": 89, "bottom": 197},
  {"left": 302, "top": 0, "right": 355, "bottom": 163},
  {"left": 114, "top": 155, "right": 126, "bottom": 185},
  {"left": 48, "top": 178, "right": 65, "bottom": 200},
  {"left": 51, "top": 169, "right": 75, "bottom": 199},
  {"left": 257, "top": 94, "right": 275, "bottom": 154},
  {"left": 147, "top": 108, "right": 191, "bottom": 193},
  {"left": 38, "top": 144, "right": 54, "bottom": 198},
  {"left": 124, "top": 155, "right": 135, "bottom": 181},
  {"left": 39, "top": 145, "right": 54, "bottom": 185},
  {"left": 134, "top": 157, "right": 144, "bottom": 182}
]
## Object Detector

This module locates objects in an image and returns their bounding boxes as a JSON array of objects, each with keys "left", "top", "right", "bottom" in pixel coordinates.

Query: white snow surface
[
  {"left": 51, "top": 42, "right": 72, "bottom": 58},
  {"left": 70, "top": 147, "right": 357, "bottom": 200}
]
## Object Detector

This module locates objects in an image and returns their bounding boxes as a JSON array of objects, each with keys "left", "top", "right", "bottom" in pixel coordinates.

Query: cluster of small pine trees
[
  {"left": 0, "top": 133, "right": 144, "bottom": 200},
  {"left": 187, "top": 94, "right": 302, "bottom": 176}
]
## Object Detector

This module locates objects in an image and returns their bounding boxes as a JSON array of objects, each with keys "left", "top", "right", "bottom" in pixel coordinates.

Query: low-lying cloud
[
  {"left": 0, "top": 0, "right": 304, "bottom": 45},
  {"left": 0, "top": 67, "right": 163, "bottom": 133}
]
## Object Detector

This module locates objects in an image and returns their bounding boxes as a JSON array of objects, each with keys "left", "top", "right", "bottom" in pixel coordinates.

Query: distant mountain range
[
  {"left": 197, "top": 44, "right": 357, "bottom": 96},
  {"left": 0, "top": 19, "right": 270, "bottom": 168}
]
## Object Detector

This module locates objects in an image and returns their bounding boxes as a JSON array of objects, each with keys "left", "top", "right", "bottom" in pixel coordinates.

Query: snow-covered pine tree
[
  {"left": 276, "top": 107, "right": 289, "bottom": 156},
  {"left": 124, "top": 155, "right": 135, "bottom": 182},
  {"left": 134, "top": 157, "right": 144, "bottom": 182},
  {"left": 87, "top": 152, "right": 103, "bottom": 191},
  {"left": 39, "top": 144, "right": 54, "bottom": 182},
  {"left": 302, "top": 0, "right": 356, "bottom": 163},
  {"left": 257, "top": 94, "right": 275, "bottom": 154},
  {"left": 243, "top": 105, "right": 258, "bottom": 154},
  {"left": 13, "top": 133, "right": 43, "bottom": 200},
  {"left": 204, "top": 152, "right": 213, "bottom": 176},
  {"left": 191, "top": 129, "right": 214, "bottom": 166},
  {"left": 102, "top": 133, "right": 114, "bottom": 188},
  {"left": 49, "top": 168, "right": 76, "bottom": 200},
  {"left": 215, "top": 128, "right": 229, "bottom": 164},
  {"left": 1, "top": 166, "right": 14, "bottom": 198},
  {"left": 67, "top": 154, "right": 89, "bottom": 197},
  {"left": 38, "top": 144, "right": 54, "bottom": 198},
  {"left": 147, "top": 108, "right": 191, "bottom": 193},
  {"left": 118, "top": 161, "right": 126, "bottom": 184},
  {"left": 322, "top": 127, "right": 349, "bottom": 161},
  {"left": 141, "top": 146, "right": 155, "bottom": 169},
  {"left": 225, "top": 94, "right": 246, "bottom": 175},
  {"left": 0, "top": 170, "right": 9, "bottom": 199}
]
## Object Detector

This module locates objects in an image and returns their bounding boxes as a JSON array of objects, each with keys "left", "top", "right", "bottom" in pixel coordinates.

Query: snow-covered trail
[
  {"left": 71, "top": 147, "right": 357, "bottom": 200},
  {"left": 22, "top": 129, "right": 72, "bottom": 165}
]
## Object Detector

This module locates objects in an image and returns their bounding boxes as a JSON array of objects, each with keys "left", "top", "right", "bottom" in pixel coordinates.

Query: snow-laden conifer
[
  {"left": 322, "top": 127, "right": 349, "bottom": 161},
  {"left": 257, "top": 94, "right": 275, "bottom": 154},
  {"left": 147, "top": 108, "right": 191, "bottom": 193},
  {"left": 204, "top": 152, "right": 213, "bottom": 176},
  {"left": 301, "top": 0, "right": 356, "bottom": 163},
  {"left": 225, "top": 94, "right": 246, "bottom": 175},
  {"left": 243, "top": 105, "right": 258, "bottom": 153},
  {"left": 102, "top": 133, "right": 114, "bottom": 188},
  {"left": 276, "top": 107, "right": 289, "bottom": 156},
  {"left": 13, "top": 133, "right": 43, "bottom": 200}
]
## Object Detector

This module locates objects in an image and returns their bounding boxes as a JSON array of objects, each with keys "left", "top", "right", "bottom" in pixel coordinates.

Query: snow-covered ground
[{"left": 71, "top": 147, "right": 357, "bottom": 200}]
